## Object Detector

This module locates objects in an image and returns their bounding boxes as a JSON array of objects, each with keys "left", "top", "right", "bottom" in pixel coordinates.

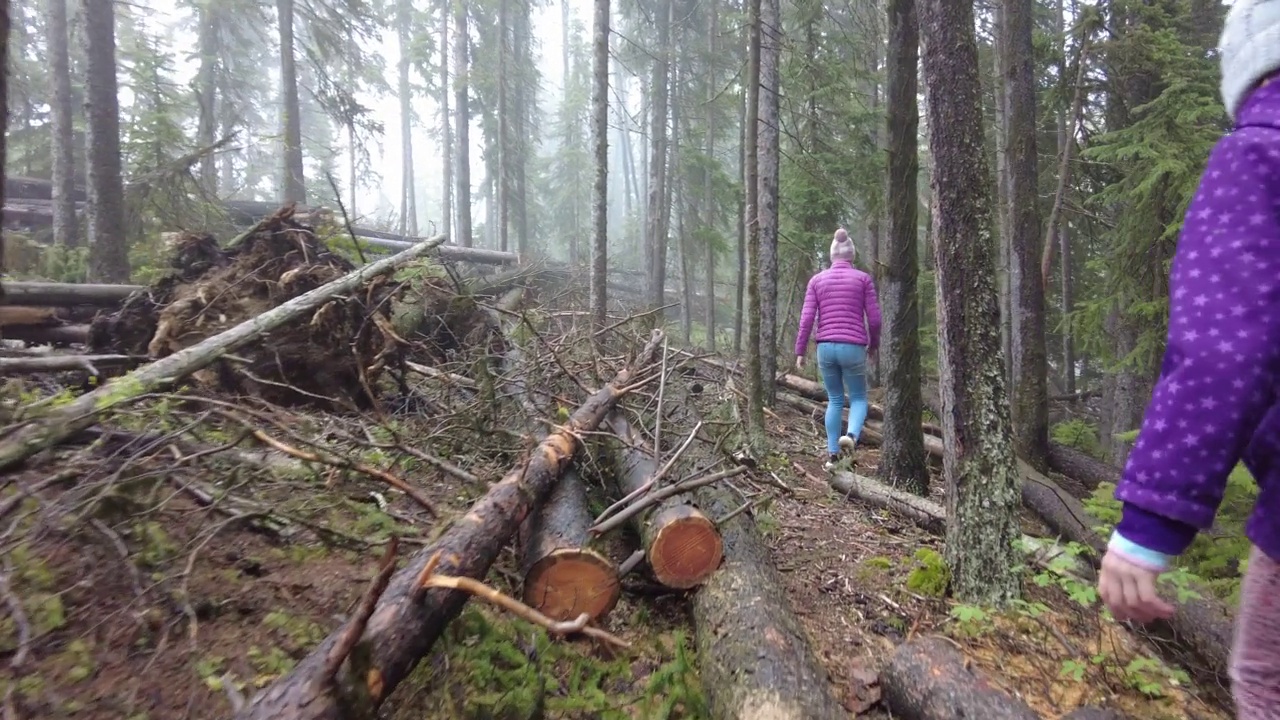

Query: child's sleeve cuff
[{"left": 1107, "top": 531, "right": 1174, "bottom": 572}]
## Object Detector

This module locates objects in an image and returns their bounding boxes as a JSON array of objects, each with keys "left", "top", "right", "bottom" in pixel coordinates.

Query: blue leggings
[{"left": 816, "top": 342, "right": 869, "bottom": 454}]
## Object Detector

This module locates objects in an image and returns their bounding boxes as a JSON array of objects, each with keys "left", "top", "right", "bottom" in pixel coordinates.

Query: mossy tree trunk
[{"left": 919, "top": 0, "right": 1022, "bottom": 607}]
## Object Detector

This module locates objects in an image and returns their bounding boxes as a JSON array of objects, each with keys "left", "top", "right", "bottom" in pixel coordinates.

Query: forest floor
[{"left": 0, "top": 375, "right": 1234, "bottom": 720}]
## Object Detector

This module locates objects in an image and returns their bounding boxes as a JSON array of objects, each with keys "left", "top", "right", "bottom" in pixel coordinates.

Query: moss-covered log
[
  {"left": 602, "top": 412, "right": 723, "bottom": 589},
  {"left": 519, "top": 467, "right": 621, "bottom": 622},
  {"left": 882, "top": 636, "right": 1040, "bottom": 720},
  {"left": 1047, "top": 442, "right": 1115, "bottom": 492},
  {"left": 691, "top": 482, "right": 845, "bottom": 720},
  {"left": 234, "top": 330, "right": 664, "bottom": 720}
]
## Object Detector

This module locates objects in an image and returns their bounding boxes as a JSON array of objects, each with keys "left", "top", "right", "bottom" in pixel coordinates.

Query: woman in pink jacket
[{"left": 794, "top": 229, "right": 883, "bottom": 469}]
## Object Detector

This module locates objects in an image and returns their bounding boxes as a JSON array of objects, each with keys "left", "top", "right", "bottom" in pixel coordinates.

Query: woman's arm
[
  {"left": 863, "top": 275, "right": 882, "bottom": 350},
  {"left": 1110, "top": 127, "right": 1280, "bottom": 566}
]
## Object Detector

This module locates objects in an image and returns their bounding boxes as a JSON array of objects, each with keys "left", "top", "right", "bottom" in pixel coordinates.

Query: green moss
[{"left": 905, "top": 548, "right": 950, "bottom": 598}]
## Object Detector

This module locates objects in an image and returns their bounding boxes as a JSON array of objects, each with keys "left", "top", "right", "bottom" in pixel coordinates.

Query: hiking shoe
[
  {"left": 838, "top": 435, "right": 857, "bottom": 453},
  {"left": 823, "top": 453, "right": 840, "bottom": 471}
]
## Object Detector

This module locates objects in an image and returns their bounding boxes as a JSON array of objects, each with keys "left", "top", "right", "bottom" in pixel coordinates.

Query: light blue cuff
[{"left": 1108, "top": 531, "right": 1173, "bottom": 571}]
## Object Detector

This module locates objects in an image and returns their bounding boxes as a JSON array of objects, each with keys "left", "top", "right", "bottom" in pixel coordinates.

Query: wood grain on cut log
[
  {"left": 602, "top": 412, "right": 723, "bottom": 589},
  {"left": 234, "top": 330, "right": 665, "bottom": 720},
  {"left": 0, "top": 281, "right": 142, "bottom": 306},
  {"left": 881, "top": 636, "right": 1039, "bottom": 720},
  {"left": 519, "top": 467, "right": 620, "bottom": 622},
  {"left": 692, "top": 481, "right": 845, "bottom": 720},
  {"left": 0, "top": 234, "right": 449, "bottom": 474}
]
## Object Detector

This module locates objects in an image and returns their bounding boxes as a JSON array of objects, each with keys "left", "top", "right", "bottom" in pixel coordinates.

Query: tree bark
[
  {"left": 82, "top": 0, "right": 129, "bottom": 283},
  {"left": 519, "top": 467, "right": 621, "bottom": 622},
  {"left": 756, "top": 0, "right": 781, "bottom": 404},
  {"left": 453, "top": 0, "right": 473, "bottom": 247},
  {"left": 0, "top": 0, "right": 7, "bottom": 287},
  {"left": 0, "top": 231, "right": 449, "bottom": 474},
  {"left": 743, "top": 0, "right": 765, "bottom": 435},
  {"left": 397, "top": 0, "right": 419, "bottom": 237},
  {"left": 590, "top": 0, "right": 610, "bottom": 330},
  {"left": 48, "top": 0, "right": 79, "bottom": 248},
  {"left": 703, "top": 0, "right": 718, "bottom": 352},
  {"left": 276, "top": 0, "right": 305, "bottom": 204},
  {"left": 602, "top": 412, "right": 723, "bottom": 589},
  {"left": 692, "top": 482, "right": 845, "bottom": 720},
  {"left": 644, "top": 0, "right": 671, "bottom": 312},
  {"left": 882, "top": 636, "right": 1040, "bottom": 720},
  {"left": 0, "top": 281, "right": 141, "bottom": 306},
  {"left": 733, "top": 85, "right": 747, "bottom": 355},
  {"left": 880, "top": 0, "right": 929, "bottom": 495},
  {"left": 1002, "top": 0, "right": 1049, "bottom": 472},
  {"left": 919, "top": 0, "right": 1022, "bottom": 606},
  {"left": 236, "top": 331, "right": 664, "bottom": 720}
]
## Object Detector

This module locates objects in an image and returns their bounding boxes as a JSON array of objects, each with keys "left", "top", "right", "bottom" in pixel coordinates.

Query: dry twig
[
  {"left": 591, "top": 465, "right": 749, "bottom": 536},
  {"left": 323, "top": 537, "right": 400, "bottom": 681}
]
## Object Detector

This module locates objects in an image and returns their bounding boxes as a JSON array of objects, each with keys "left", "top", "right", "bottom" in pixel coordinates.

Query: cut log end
[
  {"left": 522, "top": 547, "right": 621, "bottom": 622},
  {"left": 646, "top": 504, "right": 724, "bottom": 589}
]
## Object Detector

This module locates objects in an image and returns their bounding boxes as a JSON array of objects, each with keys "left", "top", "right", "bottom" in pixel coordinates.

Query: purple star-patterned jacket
[{"left": 1112, "top": 77, "right": 1280, "bottom": 568}]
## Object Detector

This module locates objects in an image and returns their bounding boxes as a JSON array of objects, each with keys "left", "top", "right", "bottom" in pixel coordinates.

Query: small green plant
[
  {"left": 948, "top": 604, "right": 992, "bottom": 637},
  {"left": 1050, "top": 419, "right": 1102, "bottom": 458},
  {"left": 643, "top": 631, "right": 708, "bottom": 719},
  {"left": 905, "top": 548, "right": 949, "bottom": 597}
]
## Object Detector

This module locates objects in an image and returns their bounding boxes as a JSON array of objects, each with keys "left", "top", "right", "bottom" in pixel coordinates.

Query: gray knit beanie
[
  {"left": 1219, "top": 0, "right": 1280, "bottom": 121},
  {"left": 830, "top": 228, "right": 855, "bottom": 263}
]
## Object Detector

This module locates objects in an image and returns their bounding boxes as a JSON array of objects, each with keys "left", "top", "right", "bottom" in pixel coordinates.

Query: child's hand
[{"left": 1097, "top": 549, "right": 1176, "bottom": 624}]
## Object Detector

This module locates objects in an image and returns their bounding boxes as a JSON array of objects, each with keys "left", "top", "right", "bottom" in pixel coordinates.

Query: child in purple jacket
[
  {"left": 794, "top": 229, "right": 882, "bottom": 470},
  {"left": 1097, "top": 2, "right": 1280, "bottom": 715}
]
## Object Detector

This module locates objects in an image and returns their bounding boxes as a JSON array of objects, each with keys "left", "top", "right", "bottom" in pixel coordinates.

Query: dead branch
[
  {"left": 590, "top": 465, "right": 748, "bottom": 536},
  {"left": 323, "top": 538, "right": 400, "bottom": 681}
]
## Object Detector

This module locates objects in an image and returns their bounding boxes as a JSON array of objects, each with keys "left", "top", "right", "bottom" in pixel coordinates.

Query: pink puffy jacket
[{"left": 794, "top": 260, "right": 882, "bottom": 356}]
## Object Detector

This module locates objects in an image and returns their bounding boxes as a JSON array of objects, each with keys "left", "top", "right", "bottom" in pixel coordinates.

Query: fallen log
[
  {"left": 1061, "top": 708, "right": 1128, "bottom": 720},
  {"left": 776, "top": 372, "right": 943, "bottom": 436},
  {"left": 0, "top": 232, "right": 450, "bottom": 474},
  {"left": 0, "top": 354, "right": 143, "bottom": 374},
  {"left": 519, "top": 467, "right": 621, "bottom": 622},
  {"left": 692, "top": 480, "right": 846, "bottom": 720},
  {"left": 601, "top": 412, "right": 723, "bottom": 589},
  {"left": 1, "top": 323, "right": 88, "bottom": 346},
  {"left": 826, "top": 469, "right": 1092, "bottom": 579},
  {"left": 776, "top": 391, "right": 944, "bottom": 460},
  {"left": 235, "top": 329, "right": 665, "bottom": 720},
  {"left": 1047, "top": 443, "right": 1115, "bottom": 492},
  {"left": 880, "top": 636, "right": 1040, "bottom": 720},
  {"left": 0, "top": 281, "right": 143, "bottom": 306},
  {"left": 1015, "top": 461, "right": 1234, "bottom": 694}
]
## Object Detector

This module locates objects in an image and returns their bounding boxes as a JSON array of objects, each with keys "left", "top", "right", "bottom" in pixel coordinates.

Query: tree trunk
[
  {"left": 919, "top": 0, "right": 1021, "bottom": 606},
  {"left": 757, "top": 0, "right": 781, "bottom": 404},
  {"left": 733, "top": 85, "right": 747, "bottom": 355},
  {"left": 47, "top": 0, "right": 78, "bottom": 247},
  {"left": 195, "top": 5, "right": 219, "bottom": 196},
  {"left": 602, "top": 412, "right": 723, "bottom": 589},
  {"left": 1002, "top": 0, "right": 1048, "bottom": 472},
  {"left": 277, "top": 0, "right": 305, "bottom": 203},
  {"left": 454, "top": 0, "right": 473, "bottom": 247},
  {"left": 692, "top": 483, "right": 845, "bottom": 720},
  {"left": 434, "top": 9, "right": 447, "bottom": 240},
  {"left": 496, "top": 0, "right": 510, "bottom": 253},
  {"left": 0, "top": 0, "right": 7, "bottom": 287},
  {"left": 882, "top": 637, "right": 1040, "bottom": 720},
  {"left": 743, "top": 0, "right": 764, "bottom": 434},
  {"left": 991, "top": 4, "right": 1012, "bottom": 389},
  {"left": 590, "top": 0, "right": 610, "bottom": 330},
  {"left": 512, "top": 1, "right": 530, "bottom": 257},
  {"left": 645, "top": 0, "right": 671, "bottom": 312},
  {"left": 236, "top": 332, "right": 664, "bottom": 720},
  {"left": 519, "top": 467, "right": 621, "bottom": 622},
  {"left": 879, "top": 0, "right": 929, "bottom": 495},
  {"left": 397, "top": 0, "right": 418, "bottom": 237},
  {"left": 82, "top": 0, "right": 129, "bottom": 283},
  {"left": 702, "top": 0, "right": 718, "bottom": 352}
]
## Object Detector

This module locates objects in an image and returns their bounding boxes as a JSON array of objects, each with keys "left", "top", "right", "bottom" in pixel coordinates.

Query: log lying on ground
[
  {"left": 1016, "top": 461, "right": 1234, "bottom": 692},
  {"left": 827, "top": 470, "right": 1092, "bottom": 578},
  {"left": 692, "top": 481, "right": 846, "bottom": 719},
  {"left": 0, "top": 354, "right": 143, "bottom": 374},
  {"left": 881, "top": 636, "right": 1040, "bottom": 720},
  {"left": 235, "top": 330, "right": 665, "bottom": 720},
  {"left": 777, "top": 391, "right": 944, "bottom": 460},
  {"left": 601, "top": 412, "right": 723, "bottom": 589},
  {"left": 1060, "top": 708, "right": 1128, "bottom": 720},
  {"left": 519, "top": 467, "right": 621, "bottom": 621},
  {"left": 0, "top": 281, "right": 143, "bottom": 306},
  {"left": 1, "top": 323, "right": 88, "bottom": 346},
  {"left": 0, "top": 231, "right": 449, "bottom": 474},
  {"left": 776, "top": 372, "right": 944, "bottom": 437},
  {"left": 1047, "top": 443, "right": 1116, "bottom": 492}
]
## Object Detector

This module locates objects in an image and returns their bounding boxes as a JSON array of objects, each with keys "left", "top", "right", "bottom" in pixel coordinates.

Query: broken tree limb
[
  {"left": 0, "top": 234, "right": 449, "bottom": 474},
  {"left": 692, "top": 480, "right": 846, "bottom": 720},
  {"left": 233, "top": 329, "right": 665, "bottom": 720},
  {"left": 881, "top": 636, "right": 1040, "bottom": 720},
  {"left": 0, "top": 281, "right": 143, "bottom": 306},
  {"left": 600, "top": 412, "right": 724, "bottom": 589},
  {"left": 0, "top": 323, "right": 88, "bottom": 346},
  {"left": 519, "top": 466, "right": 621, "bottom": 622},
  {"left": 417, "top": 551, "right": 629, "bottom": 649}
]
